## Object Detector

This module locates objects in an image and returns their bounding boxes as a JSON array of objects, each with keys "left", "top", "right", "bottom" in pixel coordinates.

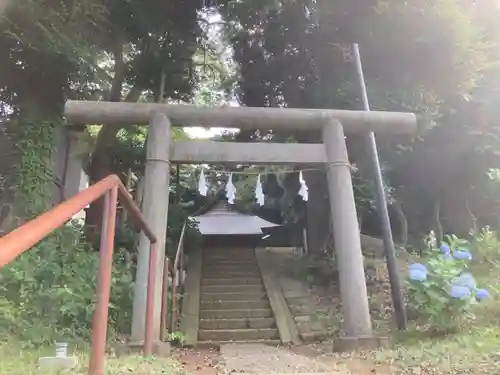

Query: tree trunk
[
  {"left": 465, "top": 196, "right": 478, "bottom": 235},
  {"left": 357, "top": 210, "right": 364, "bottom": 233},
  {"left": 85, "top": 142, "right": 114, "bottom": 239},
  {"left": 84, "top": 86, "right": 143, "bottom": 236},
  {"left": 433, "top": 199, "right": 443, "bottom": 244},
  {"left": 118, "top": 168, "right": 133, "bottom": 229},
  {"left": 392, "top": 200, "right": 408, "bottom": 246}
]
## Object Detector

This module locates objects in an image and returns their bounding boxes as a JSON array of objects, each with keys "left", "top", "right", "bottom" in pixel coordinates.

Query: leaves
[
  {"left": 406, "top": 234, "right": 485, "bottom": 332},
  {"left": 0, "top": 222, "right": 143, "bottom": 344}
]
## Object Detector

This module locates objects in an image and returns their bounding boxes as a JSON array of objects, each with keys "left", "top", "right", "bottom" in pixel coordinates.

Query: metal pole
[
  {"left": 352, "top": 43, "right": 407, "bottom": 330},
  {"left": 89, "top": 186, "right": 118, "bottom": 375}
]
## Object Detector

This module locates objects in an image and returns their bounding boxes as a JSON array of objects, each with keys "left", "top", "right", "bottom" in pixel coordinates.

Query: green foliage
[
  {"left": 407, "top": 261, "right": 469, "bottom": 331},
  {"left": 0, "top": 116, "right": 135, "bottom": 345},
  {"left": 7, "top": 116, "right": 58, "bottom": 217},
  {"left": 219, "top": 0, "right": 500, "bottom": 241},
  {"left": 223, "top": 0, "right": 489, "bottom": 112},
  {"left": 167, "top": 204, "right": 202, "bottom": 259},
  {"left": 168, "top": 331, "right": 186, "bottom": 347},
  {"left": 0, "top": 298, "right": 21, "bottom": 341},
  {"left": 1, "top": 226, "right": 96, "bottom": 344},
  {"left": 1, "top": 341, "right": 185, "bottom": 375},
  {"left": 406, "top": 234, "right": 484, "bottom": 332},
  {"left": 470, "top": 226, "right": 500, "bottom": 264},
  {"left": 2, "top": 0, "right": 106, "bottom": 58},
  {"left": 373, "top": 230, "right": 500, "bottom": 374},
  {"left": 0, "top": 225, "right": 137, "bottom": 346}
]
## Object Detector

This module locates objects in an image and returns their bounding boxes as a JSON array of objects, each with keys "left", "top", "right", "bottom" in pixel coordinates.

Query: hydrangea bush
[{"left": 406, "top": 233, "right": 489, "bottom": 331}]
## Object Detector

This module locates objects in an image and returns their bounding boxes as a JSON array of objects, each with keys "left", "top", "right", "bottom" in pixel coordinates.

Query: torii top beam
[{"left": 64, "top": 100, "right": 417, "bottom": 134}]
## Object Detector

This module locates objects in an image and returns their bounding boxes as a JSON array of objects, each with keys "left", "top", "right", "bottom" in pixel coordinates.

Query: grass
[
  {"left": 4, "top": 233, "right": 500, "bottom": 375},
  {"left": 0, "top": 341, "right": 186, "bottom": 375},
  {"left": 371, "top": 326, "right": 500, "bottom": 374},
  {"left": 289, "top": 244, "right": 500, "bottom": 374}
]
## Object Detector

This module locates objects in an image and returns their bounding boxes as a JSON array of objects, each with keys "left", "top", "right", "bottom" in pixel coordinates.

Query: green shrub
[
  {"left": 168, "top": 331, "right": 186, "bottom": 347},
  {"left": 0, "top": 114, "right": 186, "bottom": 346},
  {"left": 0, "top": 222, "right": 136, "bottom": 345},
  {"left": 406, "top": 233, "right": 488, "bottom": 333},
  {"left": 470, "top": 226, "right": 500, "bottom": 264}
]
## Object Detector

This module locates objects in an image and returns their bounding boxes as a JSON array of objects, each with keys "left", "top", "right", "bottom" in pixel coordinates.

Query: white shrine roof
[{"left": 189, "top": 201, "right": 280, "bottom": 235}]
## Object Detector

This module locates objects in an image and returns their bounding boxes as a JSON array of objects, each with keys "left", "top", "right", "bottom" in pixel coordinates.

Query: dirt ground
[
  {"left": 290, "top": 343, "right": 395, "bottom": 375},
  {"left": 174, "top": 347, "right": 221, "bottom": 375},
  {"left": 173, "top": 343, "right": 395, "bottom": 375}
]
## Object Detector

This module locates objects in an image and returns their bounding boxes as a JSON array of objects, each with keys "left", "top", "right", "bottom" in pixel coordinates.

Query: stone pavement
[{"left": 218, "top": 343, "right": 350, "bottom": 374}]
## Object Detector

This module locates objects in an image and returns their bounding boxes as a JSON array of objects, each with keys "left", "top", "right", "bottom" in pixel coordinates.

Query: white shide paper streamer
[
  {"left": 298, "top": 171, "right": 308, "bottom": 202},
  {"left": 225, "top": 173, "right": 237, "bottom": 204},
  {"left": 255, "top": 174, "right": 265, "bottom": 206},
  {"left": 198, "top": 169, "right": 208, "bottom": 196}
]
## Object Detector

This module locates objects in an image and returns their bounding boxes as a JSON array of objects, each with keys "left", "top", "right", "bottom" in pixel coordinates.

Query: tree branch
[
  {"left": 89, "top": 83, "right": 144, "bottom": 171},
  {"left": 125, "top": 85, "right": 143, "bottom": 103},
  {"left": 433, "top": 199, "right": 443, "bottom": 244},
  {"left": 109, "top": 43, "right": 126, "bottom": 102}
]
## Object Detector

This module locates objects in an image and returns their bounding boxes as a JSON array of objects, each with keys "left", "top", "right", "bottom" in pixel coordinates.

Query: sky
[
  {"left": 184, "top": 126, "right": 227, "bottom": 139},
  {"left": 183, "top": 11, "right": 238, "bottom": 140}
]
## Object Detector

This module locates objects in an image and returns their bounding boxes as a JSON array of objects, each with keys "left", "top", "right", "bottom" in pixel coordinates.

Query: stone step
[
  {"left": 198, "top": 328, "right": 279, "bottom": 341},
  {"left": 200, "top": 300, "right": 269, "bottom": 311},
  {"left": 202, "top": 277, "right": 262, "bottom": 286},
  {"left": 202, "top": 264, "right": 260, "bottom": 273},
  {"left": 201, "top": 293, "right": 266, "bottom": 302},
  {"left": 204, "top": 254, "right": 255, "bottom": 260},
  {"left": 197, "top": 339, "right": 282, "bottom": 348},
  {"left": 205, "top": 258, "right": 252, "bottom": 260},
  {"left": 200, "top": 308, "right": 273, "bottom": 319},
  {"left": 201, "top": 284, "right": 265, "bottom": 294},
  {"left": 203, "top": 264, "right": 259, "bottom": 270},
  {"left": 202, "top": 271, "right": 261, "bottom": 278},
  {"left": 203, "top": 260, "right": 257, "bottom": 265},
  {"left": 199, "top": 317, "right": 276, "bottom": 330},
  {"left": 299, "top": 330, "right": 328, "bottom": 343},
  {"left": 204, "top": 258, "right": 256, "bottom": 264},
  {"left": 202, "top": 266, "right": 259, "bottom": 273},
  {"left": 205, "top": 250, "right": 255, "bottom": 255}
]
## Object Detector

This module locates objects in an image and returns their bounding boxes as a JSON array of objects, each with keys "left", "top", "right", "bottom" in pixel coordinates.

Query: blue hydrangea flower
[
  {"left": 452, "top": 272, "right": 477, "bottom": 289},
  {"left": 440, "top": 244, "right": 451, "bottom": 254},
  {"left": 408, "top": 264, "right": 428, "bottom": 281},
  {"left": 450, "top": 285, "right": 471, "bottom": 299},
  {"left": 409, "top": 269, "right": 427, "bottom": 281},
  {"left": 453, "top": 249, "right": 472, "bottom": 261},
  {"left": 475, "top": 288, "right": 489, "bottom": 301},
  {"left": 409, "top": 263, "right": 427, "bottom": 273}
]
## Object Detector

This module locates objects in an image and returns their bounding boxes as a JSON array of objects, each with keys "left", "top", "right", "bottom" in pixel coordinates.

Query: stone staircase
[{"left": 198, "top": 247, "right": 281, "bottom": 345}]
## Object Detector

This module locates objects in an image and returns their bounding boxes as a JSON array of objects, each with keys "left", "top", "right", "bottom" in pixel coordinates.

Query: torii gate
[{"left": 65, "top": 100, "right": 416, "bottom": 350}]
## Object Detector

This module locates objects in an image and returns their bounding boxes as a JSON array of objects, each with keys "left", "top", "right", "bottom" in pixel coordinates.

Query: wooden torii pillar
[{"left": 65, "top": 100, "right": 416, "bottom": 351}]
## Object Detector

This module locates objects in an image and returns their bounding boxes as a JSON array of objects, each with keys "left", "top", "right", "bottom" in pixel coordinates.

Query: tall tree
[
  {"left": 83, "top": 0, "right": 203, "bottom": 232},
  {"left": 219, "top": 0, "right": 499, "bottom": 247}
]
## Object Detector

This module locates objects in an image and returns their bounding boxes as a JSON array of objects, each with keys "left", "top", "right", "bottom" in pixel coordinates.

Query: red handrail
[
  {"left": 170, "top": 221, "right": 187, "bottom": 330},
  {"left": 0, "top": 175, "right": 158, "bottom": 375},
  {"left": 160, "top": 254, "right": 170, "bottom": 342}
]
